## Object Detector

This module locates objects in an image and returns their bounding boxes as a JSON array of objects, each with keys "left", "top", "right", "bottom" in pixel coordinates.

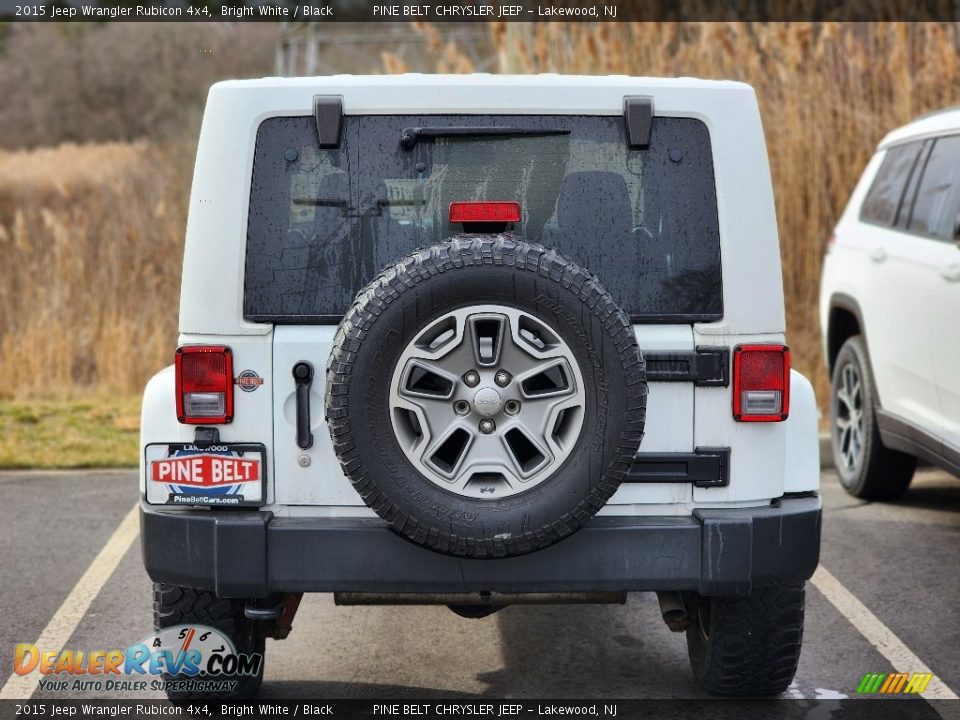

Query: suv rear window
[
  {"left": 860, "top": 141, "right": 923, "bottom": 227},
  {"left": 245, "top": 114, "right": 722, "bottom": 323},
  {"left": 906, "top": 135, "right": 960, "bottom": 240}
]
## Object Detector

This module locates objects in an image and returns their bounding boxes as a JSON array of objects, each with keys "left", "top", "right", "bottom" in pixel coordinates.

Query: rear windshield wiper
[{"left": 399, "top": 126, "right": 570, "bottom": 150}]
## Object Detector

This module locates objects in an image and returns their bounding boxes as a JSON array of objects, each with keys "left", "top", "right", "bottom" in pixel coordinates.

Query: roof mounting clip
[
  {"left": 313, "top": 96, "right": 343, "bottom": 148},
  {"left": 624, "top": 96, "right": 654, "bottom": 149}
]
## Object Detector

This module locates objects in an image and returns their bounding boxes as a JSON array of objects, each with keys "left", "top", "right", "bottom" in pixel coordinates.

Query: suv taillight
[
  {"left": 732, "top": 345, "right": 790, "bottom": 422},
  {"left": 175, "top": 346, "right": 233, "bottom": 424}
]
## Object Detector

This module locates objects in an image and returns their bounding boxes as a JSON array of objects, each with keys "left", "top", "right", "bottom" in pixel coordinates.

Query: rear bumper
[{"left": 140, "top": 496, "right": 821, "bottom": 599}]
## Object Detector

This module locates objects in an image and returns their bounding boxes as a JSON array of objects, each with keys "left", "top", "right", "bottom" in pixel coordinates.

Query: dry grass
[
  {"left": 0, "top": 141, "right": 190, "bottom": 399},
  {"left": 1, "top": 23, "right": 957, "bottom": 415}
]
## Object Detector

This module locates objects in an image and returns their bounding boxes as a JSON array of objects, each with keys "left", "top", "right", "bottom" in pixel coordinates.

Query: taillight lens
[
  {"left": 175, "top": 346, "right": 234, "bottom": 424},
  {"left": 449, "top": 201, "right": 521, "bottom": 224},
  {"left": 732, "top": 345, "right": 790, "bottom": 422}
]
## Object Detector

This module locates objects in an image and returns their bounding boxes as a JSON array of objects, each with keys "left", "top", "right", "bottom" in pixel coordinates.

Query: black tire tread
[
  {"left": 153, "top": 583, "right": 264, "bottom": 701},
  {"left": 325, "top": 234, "right": 646, "bottom": 558},
  {"left": 686, "top": 583, "right": 805, "bottom": 697}
]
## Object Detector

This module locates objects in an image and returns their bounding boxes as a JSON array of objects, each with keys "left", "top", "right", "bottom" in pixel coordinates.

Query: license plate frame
[{"left": 144, "top": 442, "right": 266, "bottom": 507}]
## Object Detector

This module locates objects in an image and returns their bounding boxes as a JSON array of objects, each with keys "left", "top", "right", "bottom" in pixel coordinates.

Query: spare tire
[{"left": 325, "top": 235, "right": 646, "bottom": 558}]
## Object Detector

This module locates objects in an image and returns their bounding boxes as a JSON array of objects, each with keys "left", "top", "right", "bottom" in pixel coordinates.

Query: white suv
[
  {"left": 140, "top": 75, "right": 821, "bottom": 699},
  {"left": 821, "top": 107, "right": 960, "bottom": 499}
]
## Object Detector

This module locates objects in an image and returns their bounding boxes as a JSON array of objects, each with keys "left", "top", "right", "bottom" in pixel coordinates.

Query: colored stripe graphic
[
  {"left": 880, "top": 673, "right": 908, "bottom": 693},
  {"left": 859, "top": 672, "right": 937, "bottom": 694},
  {"left": 858, "top": 673, "right": 886, "bottom": 693},
  {"left": 905, "top": 674, "right": 934, "bottom": 694}
]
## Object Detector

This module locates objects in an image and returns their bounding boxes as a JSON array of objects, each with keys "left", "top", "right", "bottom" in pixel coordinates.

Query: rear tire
[
  {"left": 153, "top": 583, "right": 265, "bottom": 701},
  {"left": 830, "top": 336, "right": 915, "bottom": 500},
  {"left": 685, "top": 583, "right": 805, "bottom": 697},
  {"left": 325, "top": 235, "right": 646, "bottom": 558}
]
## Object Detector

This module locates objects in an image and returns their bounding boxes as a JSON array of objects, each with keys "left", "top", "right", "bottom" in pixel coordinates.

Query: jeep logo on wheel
[{"left": 472, "top": 387, "right": 502, "bottom": 417}]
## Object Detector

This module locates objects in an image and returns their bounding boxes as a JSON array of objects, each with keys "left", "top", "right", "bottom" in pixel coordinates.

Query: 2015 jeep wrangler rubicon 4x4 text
[{"left": 140, "top": 75, "right": 821, "bottom": 699}]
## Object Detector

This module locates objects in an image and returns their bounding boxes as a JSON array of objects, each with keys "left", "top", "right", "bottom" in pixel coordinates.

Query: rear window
[
  {"left": 860, "top": 141, "right": 923, "bottom": 227},
  {"left": 245, "top": 114, "right": 722, "bottom": 323},
  {"left": 906, "top": 135, "right": 960, "bottom": 240}
]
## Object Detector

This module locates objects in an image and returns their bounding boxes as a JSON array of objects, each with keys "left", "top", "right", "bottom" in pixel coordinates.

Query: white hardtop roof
[
  {"left": 206, "top": 74, "right": 755, "bottom": 119},
  {"left": 879, "top": 106, "right": 960, "bottom": 149},
  {"left": 214, "top": 73, "right": 750, "bottom": 92}
]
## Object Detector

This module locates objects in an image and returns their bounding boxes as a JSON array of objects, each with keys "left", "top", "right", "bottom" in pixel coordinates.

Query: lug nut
[
  {"left": 479, "top": 419, "right": 496, "bottom": 434},
  {"left": 463, "top": 371, "right": 480, "bottom": 387},
  {"left": 454, "top": 400, "right": 470, "bottom": 415},
  {"left": 504, "top": 400, "right": 520, "bottom": 415},
  {"left": 495, "top": 370, "right": 511, "bottom": 387}
]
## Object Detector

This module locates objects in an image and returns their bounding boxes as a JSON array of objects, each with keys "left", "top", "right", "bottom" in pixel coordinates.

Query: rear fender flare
[
  {"left": 783, "top": 370, "right": 819, "bottom": 494},
  {"left": 139, "top": 365, "right": 181, "bottom": 495}
]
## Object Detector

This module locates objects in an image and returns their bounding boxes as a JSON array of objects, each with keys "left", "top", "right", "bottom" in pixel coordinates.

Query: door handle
[
  {"left": 869, "top": 247, "right": 888, "bottom": 263},
  {"left": 293, "top": 362, "right": 314, "bottom": 450},
  {"left": 940, "top": 263, "right": 960, "bottom": 282}
]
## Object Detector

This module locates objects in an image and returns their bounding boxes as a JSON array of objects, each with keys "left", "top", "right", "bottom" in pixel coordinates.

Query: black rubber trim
[
  {"left": 193, "top": 426, "right": 220, "bottom": 448},
  {"left": 644, "top": 347, "right": 729, "bottom": 386},
  {"left": 313, "top": 96, "right": 343, "bottom": 148},
  {"left": 141, "top": 509, "right": 273, "bottom": 597},
  {"left": 876, "top": 410, "right": 960, "bottom": 476},
  {"left": 243, "top": 313, "right": 725, "bottom": 326},
  {"left": 140, "top": 497, "right": 821, "bottom": 599},
  {"left": 624, "top": 96, "right": 654, "bottom": 148},
  {"left": 826, "top": 292, "right": 867, "bottom": 373},
  {"left": 628, "top": 447, "right": 730, "bottom": 488}
]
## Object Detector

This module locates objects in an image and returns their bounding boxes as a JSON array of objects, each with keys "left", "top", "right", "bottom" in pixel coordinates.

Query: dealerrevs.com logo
[{"left": 14, "top": 625, "right": 262, "bottom": 694}]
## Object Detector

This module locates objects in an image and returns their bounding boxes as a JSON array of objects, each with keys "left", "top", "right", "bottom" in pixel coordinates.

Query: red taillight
[
  {"left": 732, "top": 345, "right": 790, "bottom": 422},
  {"left": 449, "top": 201, "right": 521, "bottom": 224},
  {"left": 175, "top": 346, "right": 234, "bottom": 424}
]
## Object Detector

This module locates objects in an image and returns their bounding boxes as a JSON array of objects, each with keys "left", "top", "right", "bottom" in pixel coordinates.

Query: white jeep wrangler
[{"left": 140, "top": 75, "right": 821, "bottom": 699}]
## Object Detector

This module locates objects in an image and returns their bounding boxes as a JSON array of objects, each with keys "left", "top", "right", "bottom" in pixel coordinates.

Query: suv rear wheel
[
  {"left": 325, "top": 235, "right": 647, "bottom": 558},
  {"left": 830, "top": 336, "right": 915, "bottom": 499},
  {"left": 153, "top": 583, "right": 265, "bottom": 701},
  {"left": 685, "top": 583, "right": 805, "bottom": 697}
]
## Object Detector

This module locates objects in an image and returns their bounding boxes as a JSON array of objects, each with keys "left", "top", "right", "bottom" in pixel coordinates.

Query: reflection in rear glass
[{"left": 245, "top": 114, "right": 722, "bottom": 323}]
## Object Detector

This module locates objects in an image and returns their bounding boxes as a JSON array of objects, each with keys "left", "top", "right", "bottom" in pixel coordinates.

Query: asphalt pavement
[{"left": 1, "top": 467, "right": 958, "bottom": 710}]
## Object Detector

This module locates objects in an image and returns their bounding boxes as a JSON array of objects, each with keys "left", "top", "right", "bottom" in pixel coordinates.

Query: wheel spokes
[
  {"left": 389, "top": 305, "right": 586, "bottom": 499},
  {"left": 517, "top": 358, "right": 576, "bottom": 399},
  {"left": 400, "top": 359, "right": 458, "bottom": 400},
  {"left": 424, "top": 424, "right": 474, "bottom": 478},
  {"left": 835, "top": 362, "right": 864, "bottom": 472},
  {"left": 502, "top": 426, "right": 551, "bottom": 477},
  {"left": 468, "top": 314, "right": 507, "bottom": 367}
]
